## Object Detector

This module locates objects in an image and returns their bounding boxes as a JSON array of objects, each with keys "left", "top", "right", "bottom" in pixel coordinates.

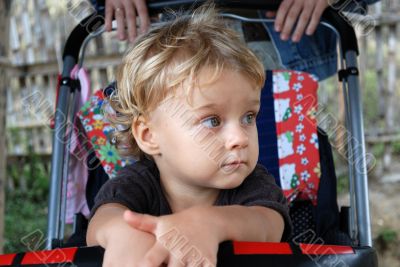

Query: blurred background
[{"left": 0, "top": 0, "right": 399, "bottom": 266}]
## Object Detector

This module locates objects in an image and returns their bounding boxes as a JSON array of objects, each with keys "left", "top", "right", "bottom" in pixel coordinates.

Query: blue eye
[
  {"left": 201, "top": 116, "right": 221, "bottom": 128},
  {"left": 242, "top": 113, "right": 256, "bottom": 125}
]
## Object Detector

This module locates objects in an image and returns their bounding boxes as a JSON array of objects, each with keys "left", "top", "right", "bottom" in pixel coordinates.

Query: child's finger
[
  {"left": 167, "top": 254, "right": 184, "bottom": 267},
  {"left": 124, "top": 210, "right": 157, "bottom": 233},
  {"left": 140, "top": 242, "right": 169, "bottom": 267}
]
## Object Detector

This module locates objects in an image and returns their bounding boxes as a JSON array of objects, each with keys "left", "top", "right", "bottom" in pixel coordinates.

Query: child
[{"left": 87, "top": 4, "right": 292, "bottom": 267}]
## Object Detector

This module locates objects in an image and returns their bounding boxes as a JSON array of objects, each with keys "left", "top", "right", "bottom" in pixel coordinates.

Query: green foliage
[
  {"left": 362, "top": 70, "right": 381, "bottom": 130},
  {"left": 393, "top": 141, "right": 400, "bottom": 155},
  {"left": 4, "top": 149, "right": 50, "bottom": 253},
  {"left": 4, "top": 194, "right": 48, "bottom": 253},
  {"left": 379, "top": 228, "right": 398, "bottom": 244},
  {"left": 337, "top": 173, "right": 349, "bottom": 195},
  {"left": 371, "top": 143, "right": 386, "bottom": 159},
  {"left": 375, "top": 227, "right": 399, "bottom": 252}
]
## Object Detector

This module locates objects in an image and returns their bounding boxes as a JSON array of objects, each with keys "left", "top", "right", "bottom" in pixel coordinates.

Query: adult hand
[
  {"left": 266, "top": 0, "right": 330, "bottom": 42},
  {"left": 105, "top": 0, "right": 151, "bottom": 43},
  {"left": 124, "top": 208, "right": 219, "bottom": 267}
]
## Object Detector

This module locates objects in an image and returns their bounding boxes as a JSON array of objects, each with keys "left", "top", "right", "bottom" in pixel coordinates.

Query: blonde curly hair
[{"left": 108, "top": 3, "right": 265, "bottom": 160}]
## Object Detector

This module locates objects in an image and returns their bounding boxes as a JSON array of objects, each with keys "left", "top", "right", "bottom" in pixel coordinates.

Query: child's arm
[
  {"left": 87, "top": 203, "right": 157, "bottom": 266},
  {"left": 203, "top": 205, "right": 285, "bottom": 242},
  {"left": 124, "top": 204, "right": 285, "bottom": 267}
]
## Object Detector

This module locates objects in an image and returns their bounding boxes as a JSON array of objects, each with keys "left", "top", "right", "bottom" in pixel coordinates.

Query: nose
[{"left": 224, "top": 123, "right": 249, "bottom": 150}]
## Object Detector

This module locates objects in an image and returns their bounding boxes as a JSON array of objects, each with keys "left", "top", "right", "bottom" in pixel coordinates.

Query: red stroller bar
[{"left": 0, "top": 242, "right": 377, "bottom": 266}]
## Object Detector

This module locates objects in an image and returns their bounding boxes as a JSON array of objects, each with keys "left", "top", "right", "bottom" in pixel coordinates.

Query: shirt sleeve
[
  {"left": 89, "top": 165, "right": 153, "bottom": 219},
  {"left": 225, "top": 164, "right": 293, "bottom": 241}
]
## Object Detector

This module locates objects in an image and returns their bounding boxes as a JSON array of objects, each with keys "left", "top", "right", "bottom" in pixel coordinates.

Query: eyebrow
[{"left": 193, "top": 99, "right": 260, "bottom": 111}]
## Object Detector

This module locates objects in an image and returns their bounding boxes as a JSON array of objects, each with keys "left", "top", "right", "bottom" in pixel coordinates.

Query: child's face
[{"left": 150, "top": 67, "right": 261, "bottom": 192}]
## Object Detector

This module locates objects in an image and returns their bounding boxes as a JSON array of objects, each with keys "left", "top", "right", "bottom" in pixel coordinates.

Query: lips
[
  {"left": 221, "top": 160, "right": 246, "bottom": 172},
  {"left": 222, "top": 160, "right": 244, "bottom": 167}
]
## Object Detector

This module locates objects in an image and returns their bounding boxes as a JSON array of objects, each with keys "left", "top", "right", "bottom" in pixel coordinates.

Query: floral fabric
[
  {"left": 77, "top": 89, "right": 134, "bottom": 179},
  {"left": 272, "top": 70, "right": 321, "bottom": 205}
]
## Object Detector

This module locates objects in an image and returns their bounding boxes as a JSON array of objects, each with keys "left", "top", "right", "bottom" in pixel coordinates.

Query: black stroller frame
[{"left": 0, "top": 1, "right": 377, "bottom": 266}]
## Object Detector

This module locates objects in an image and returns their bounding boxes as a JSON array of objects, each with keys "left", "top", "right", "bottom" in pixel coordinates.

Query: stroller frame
[{"left": 47, "top": 0, "right": 372, "bottom": 256}]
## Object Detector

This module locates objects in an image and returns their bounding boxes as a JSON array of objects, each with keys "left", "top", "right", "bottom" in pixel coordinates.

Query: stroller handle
[
  {"left": 147, "top": 0, "right": 282, "bottom": 12},
  {"left": 62, "top": 0, "right": 358, "bottom": 62}
]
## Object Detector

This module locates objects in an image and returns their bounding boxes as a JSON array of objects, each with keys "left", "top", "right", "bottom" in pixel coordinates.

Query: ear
[{"left": 131, "top": 116, "right": 160, "bottom": 156}]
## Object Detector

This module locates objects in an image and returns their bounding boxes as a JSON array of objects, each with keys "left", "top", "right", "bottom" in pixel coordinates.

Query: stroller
[{"left": 0, "top": 1, "right": 378, "bottom": 266}]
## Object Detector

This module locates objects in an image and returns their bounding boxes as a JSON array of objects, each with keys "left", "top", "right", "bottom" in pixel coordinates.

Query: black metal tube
[
  {"left": 62, "top": 1, "right": 359, "bottom": 63},
  {"left": 323, "top": 7, "right": 359, "bottom": 55},
  {"left": 47, "top": 55, "right": 76, "bottom": 249}
]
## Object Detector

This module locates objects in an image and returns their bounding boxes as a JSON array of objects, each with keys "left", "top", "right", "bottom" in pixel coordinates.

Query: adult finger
[
  {"left": 105, "top": 0, "right": 114, "bottom": 32},
  {"left": 135, "top": 0, "right": 151, "bottom": 35},
  {"left": 124, "top": 0, "right": 137, "bottom": 43},
  {"left": 140, "top": 242, "right": 170, "bottom": 267},
  {"left": 115, "top": 5, "right": 126, "bottom": 40},
  {"left": 274, "top": 0, "right": 293, "bottom": 32},
  {"left": 124, "top": 210, "right": 158, "bottom": 233},
  {"left": 265, "top": 11, "right": 276, "bottom": 18},
  {"left": 291, "top": 2, "right": 315, "bottom": 42},
  {"left": 306, "top": 0, "right": 327, "bottom": 35},
  {"left": 279, "top": 0, "right": 303, "bottom": 41}
]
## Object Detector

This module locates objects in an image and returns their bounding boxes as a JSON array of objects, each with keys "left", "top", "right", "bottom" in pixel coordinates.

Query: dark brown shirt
[{"left": 91, "top": 159, "right": 292, "bottom": 241}]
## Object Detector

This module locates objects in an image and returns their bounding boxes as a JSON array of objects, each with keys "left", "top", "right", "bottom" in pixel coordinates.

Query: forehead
[
  {"left": 150, "top": 70, "right": 261, "bottom": 127},
  {"left": 152, "top": 67, "right": 261, "bottom": 119},
  {"left": 186, "top": 67, "right": 261, "bottom": 107}
]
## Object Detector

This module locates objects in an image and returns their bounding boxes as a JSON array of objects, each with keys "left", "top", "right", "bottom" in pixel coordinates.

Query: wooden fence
[
  {"left": 6, "top": 56, "right": 123, "bottom": 158},
  {"left": 359, "top": 2, "right": 400, "bottom": 170},
  {"left": 6, "top": 0, "right": 127, "bottom": 159}
]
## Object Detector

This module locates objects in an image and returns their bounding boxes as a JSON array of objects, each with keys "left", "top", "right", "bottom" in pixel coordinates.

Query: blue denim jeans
[
  {"left": 260, "top": 0, "right": 379, "bottom": 81},
  {"left": 263, "top": 21, "right": 338, "bottom": 81}
]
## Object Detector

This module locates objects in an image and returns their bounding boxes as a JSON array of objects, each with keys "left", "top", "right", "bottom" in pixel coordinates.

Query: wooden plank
[
  {"left": 9, "top": 17, "right": 19, "bottom": 51},
  {"left": 358, "top": 34, "right": 367, "bottom": 92},
  {"left": 0, "top": 0, "right": 11, "bottom": 253},
  {"left": 375, "top": 24, "right": 385, "bottom": 118},
  {"left": 382, "top": 23, "right": 397, "bottom": 170},
  {"left": 366, "top": 134, "right": 400, "bottom": 144},
  {"left": 6, "top": 53, "right": 122, "bottom": 77},
  {"left": 22, "top": 11, "right": 32, "bottom": 46}
]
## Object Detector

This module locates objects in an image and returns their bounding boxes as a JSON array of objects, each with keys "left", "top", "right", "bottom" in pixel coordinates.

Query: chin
[{"left": 218, "top": 173, "right": 247, "bottom": 189}]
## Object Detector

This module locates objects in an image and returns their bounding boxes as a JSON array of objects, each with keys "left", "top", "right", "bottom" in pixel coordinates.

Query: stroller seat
[
  {"left": 0, "top": 2, "right": 378, "bottom": 267},
  {"left": 66, "top": 69, "right": 350, "bottom": 248}
]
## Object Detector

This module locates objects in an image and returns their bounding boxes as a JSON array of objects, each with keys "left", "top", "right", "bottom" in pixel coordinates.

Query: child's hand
[
  {"left": 124, "top": 207, "right": 219, "bottom": 267},
  {"left": 102, "top": 231, "right": 156, "bottom": 267},
  {"left": 86, "top": 203, "right": 158, "bottom": 267}
]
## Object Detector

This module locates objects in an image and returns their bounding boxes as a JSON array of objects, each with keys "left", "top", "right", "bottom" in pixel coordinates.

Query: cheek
[
  {"left": 249, "top": 126, "right": 259, "bottom": 143},
  {"left": 186, "top": 131, "right": 224, "bottom": 165},
  {"left": 250, "top": 128, "right": 259, "bottom": 154}
]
